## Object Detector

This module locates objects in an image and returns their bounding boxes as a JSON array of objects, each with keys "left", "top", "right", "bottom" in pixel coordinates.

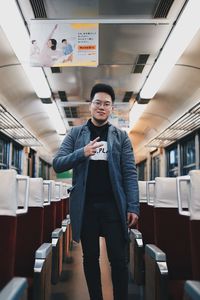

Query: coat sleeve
[
  {"left": 52, "top": 127, "right": 87, "bottom": 173},
  {"left": 121, "top": 131, "right": 140, "bottom": 216}
]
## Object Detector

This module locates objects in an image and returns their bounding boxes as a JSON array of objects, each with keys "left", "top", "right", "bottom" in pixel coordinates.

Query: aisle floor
[{"left": 51, "top": 237, "right": 143, "bottom": 300}]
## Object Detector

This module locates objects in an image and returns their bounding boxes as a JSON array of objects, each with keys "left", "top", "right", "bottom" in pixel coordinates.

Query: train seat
[
  {"left": 183, "top": 280, "right": 200, "bottom": 300},
  {"left": 145, "top": 177, "right": 192, "bottom": 300},
  {"left": 33, "top": 243, "right": 52, "bottom": 300},
  {"left": 0, "top": 170, "right": 18, "bottom": 290},
  {"left": 129, "top": 228, "right": 144, "bottom": 285},
  {"left": 0, "top": 170, "right": 29, "bottom": 290},
  {"left": 50, "top": 182, "right": 63, "bottom": 283},
  {"left": 129, "top": 180, "right": 155, "bottom": 286},
  {"left": 15, "top": 178, "right": 44, "bottom": 278},
  {"left": 43, "top": 180, "right": 57, "bottom": 243},
  {"left": 62, "top": 216, "right": 71, "bottom": 262},
  {"left": 189, "top": 171, "right": 200, "bottom": 280},
  {"left": 0, "top": 277, "right": 28, "bottom": 300},
  {"left": 138, "top": 180, "right": 155, "bottom": 245},
  {"left": 43, "top": 180, "right": 64, "bottom": 284},
  {"left": 145, "top": 244, "right": 168, "bottom": 300},
  {"left": 177, "top": 170, "right": 200, "bottom": 280},
  {"left": 61, "top": 183, "right": 69, "bottom": 220},
  {"left": 60, "top": 183, "right": 72, "bottom": 262},
  {"left": 14, "top": 177, "right": 52, "bottom": 300},
  {"left": 54, "top": 182, "right": 64, "bottom": 228}
]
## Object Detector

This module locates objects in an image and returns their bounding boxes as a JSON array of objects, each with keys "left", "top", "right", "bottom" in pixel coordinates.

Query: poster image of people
[{"left": 30, "top": 21, "right": 98, "bottom": 67}]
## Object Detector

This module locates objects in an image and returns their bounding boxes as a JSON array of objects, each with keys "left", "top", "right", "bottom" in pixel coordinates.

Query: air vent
[
  {"left": 40, "top": 98, "right": 52, "bottom": 104},
  {"left": 58, "top": 91, "right": 68, "bottom": 102},
  {"left": 122, "top": 92, "right": 133, "bottom": 102},
  {"left": 132, "top": 54, "right": 149, "bottom": 74},
  {"left": 30, "top": 0, "right": 47, "bottom": 18},
  {"left": 154, "top": 0, "right": 174, "bottom": 18},
  {"left": 64, "top": 107, "right": 78, "bottom": 118},
  {"left": 51, "top": 67, "right": 61, "bottom": 73}
]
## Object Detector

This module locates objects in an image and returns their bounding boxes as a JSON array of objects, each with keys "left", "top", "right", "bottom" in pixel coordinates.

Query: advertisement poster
[
  {"left": 109, "top": 103, "right": 130, "bottom": 129},
  {"left": 30, "top": 20, "right": 98, "bottom": 67}
]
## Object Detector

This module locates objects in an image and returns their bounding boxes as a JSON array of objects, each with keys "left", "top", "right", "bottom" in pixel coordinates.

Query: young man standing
[{"left": 53, "top": 83, "right": 139, "bottom": 300}]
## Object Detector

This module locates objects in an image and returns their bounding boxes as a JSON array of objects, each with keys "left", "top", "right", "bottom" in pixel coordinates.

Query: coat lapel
[
  {"left": 81, "top": 124, "right": 90, "bottom": 146},
  {"left": 107, "top": 124, "right": 117, "bottom": 159}
]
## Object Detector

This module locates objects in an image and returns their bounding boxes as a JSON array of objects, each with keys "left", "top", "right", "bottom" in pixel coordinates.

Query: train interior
[{"left": 0, "top": 0, "right": 200, "bottom": 299}]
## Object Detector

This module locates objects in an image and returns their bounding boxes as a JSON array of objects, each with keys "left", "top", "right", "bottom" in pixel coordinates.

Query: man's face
[{"left": 90, "top": 92, "right": 113, "bottom": 125}]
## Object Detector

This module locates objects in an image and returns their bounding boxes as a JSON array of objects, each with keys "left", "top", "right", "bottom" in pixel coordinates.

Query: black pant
[{"left": 81, "top": 201, "right": 128, "bottom": 300}]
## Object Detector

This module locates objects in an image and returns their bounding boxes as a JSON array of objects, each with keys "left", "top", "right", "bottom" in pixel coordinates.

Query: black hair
[
  {"left": 50, "top": 39, "right": 57, "bottom": 50},
  {"left": 90, "top": 83, "right": 115, "bottom": 102},
  {"left": 62, "top": 39, "right": 67, "bottom": 43}
]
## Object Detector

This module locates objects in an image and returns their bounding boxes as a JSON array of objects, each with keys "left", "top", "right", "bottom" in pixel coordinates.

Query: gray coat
[{"left": 53, "top": 122, "right": 139, "bottom": 242}]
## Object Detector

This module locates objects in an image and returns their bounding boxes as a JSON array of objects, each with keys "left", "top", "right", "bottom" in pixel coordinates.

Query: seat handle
[
  {"left": 146, "top": 180, "right": 155, "bottom": 206},
  {"left": 43, "top": 180, "right": 52, "bottom": 206},
  {"left": 16, "top": 175, "right": 29, "bottom": 215},
  {"left": 176, "top": 175, "right": 190, "bottom": 216}
]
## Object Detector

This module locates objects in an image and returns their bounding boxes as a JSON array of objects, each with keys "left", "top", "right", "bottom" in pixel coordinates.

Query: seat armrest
[{"left": 0, "top": 277, "right": 28, "bottom": 300}]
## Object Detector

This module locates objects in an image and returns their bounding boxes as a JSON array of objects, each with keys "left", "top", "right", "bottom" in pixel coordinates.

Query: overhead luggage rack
[
  {"left": 146, "top": 101, "right": 200, "bottom": 148},
  {"left": 0, "top": 105, "right": 41, "bottom": 147}
]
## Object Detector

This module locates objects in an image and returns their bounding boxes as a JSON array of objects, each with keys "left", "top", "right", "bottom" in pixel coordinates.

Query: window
[
  {"left": 151, "top": 155, "right": 160, "bottom": 179},
  {"left": 39, "top": 158, "right": 50, "bottom": 179},
  {"left": 181, "top": 136, "right": 196, "bottom": 175},
  {"left": 137, "top": 160, "right": 147, "bottom": 180},
  {"left": 166, "top": 145, "right": 178, "bottom": 177},
  {"left": 27, "top": 148, "right": 36, "bottom": 177},
  {"left": 0, "top": 135, "right": 9, "bottom": 169},
  {"left": 11, "top": 142, "right": 22, "bottom": 174}
]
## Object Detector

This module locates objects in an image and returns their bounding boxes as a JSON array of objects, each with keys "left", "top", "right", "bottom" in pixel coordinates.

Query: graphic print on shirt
[{"left": 90, "top": 141, "right": 108, "bottom": 161}]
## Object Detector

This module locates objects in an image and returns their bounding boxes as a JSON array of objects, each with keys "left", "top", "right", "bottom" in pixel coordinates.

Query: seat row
[
  {"left": 0, "top": 169, "right": 72, "bottom": 300},
  {"left": 129, "top": 170, "right": 200, "bottom": 300}
]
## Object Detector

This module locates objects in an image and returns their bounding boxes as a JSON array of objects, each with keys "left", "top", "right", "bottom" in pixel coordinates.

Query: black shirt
[{"left": 85, "top": 119, "right": 115, "bottom": 203}]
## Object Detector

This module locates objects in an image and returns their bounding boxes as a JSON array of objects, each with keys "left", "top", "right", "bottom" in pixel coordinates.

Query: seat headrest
[
  {"left": 28, "top": 178, "right": 44, "bottom": 207},
  {"left": 155, "top": 177, "right": 189, "bottom": 208},
  {"left": 0, "top": 169, "right": 17, "bottom": 216},
  {"left": 189, "top": 170, "right": 200, "bottom": 220}
]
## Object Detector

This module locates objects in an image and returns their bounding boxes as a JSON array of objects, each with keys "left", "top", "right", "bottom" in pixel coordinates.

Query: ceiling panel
[
  {"left": 43, "top": 0, "right": 161, "bottom": 19},
  {"left": 1, "top": 0, "right": 194, "bottom": 162}
]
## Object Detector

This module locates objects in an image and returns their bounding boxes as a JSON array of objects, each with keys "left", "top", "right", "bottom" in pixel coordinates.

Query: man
[
  {"left": 61, "top": 39, "right": 73, "bottom": 62},
  {"left": 53, "top": 83, "right": 139, "bottom": 300}
]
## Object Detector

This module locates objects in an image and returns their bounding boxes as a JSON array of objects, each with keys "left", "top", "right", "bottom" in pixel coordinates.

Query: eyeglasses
[{"left": 91, "top": 100, "right": 113, "bottom": 108}]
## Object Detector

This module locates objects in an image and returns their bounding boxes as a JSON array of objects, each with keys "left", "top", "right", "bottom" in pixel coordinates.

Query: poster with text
[{"left": 30, "top": 20, "right": 98, "bottom": 67}]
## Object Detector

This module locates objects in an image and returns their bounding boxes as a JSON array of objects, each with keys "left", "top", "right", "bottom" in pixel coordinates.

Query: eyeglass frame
[{"left": 91, "top": 99, "right": 113, "bottom": 108}]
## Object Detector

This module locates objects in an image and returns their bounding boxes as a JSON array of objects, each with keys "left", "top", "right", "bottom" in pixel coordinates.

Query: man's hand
[
  {"left": 84, "top": 137, "right": 103, "bottom": 157},
  {"left": 127, "top": 212, "right": 138, "bottom": 228}
]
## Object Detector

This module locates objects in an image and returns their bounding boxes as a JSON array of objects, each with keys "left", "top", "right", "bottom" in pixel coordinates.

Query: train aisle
[{"left": 51, "top": 237, "right": 142, "bottom": 300}]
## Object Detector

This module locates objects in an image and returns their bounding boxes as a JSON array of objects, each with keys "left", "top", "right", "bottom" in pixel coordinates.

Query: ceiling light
[
  {"left": 129, "top": 102, "right": 147, "bottom": 128},
  {"left": 0, "top": 0, "right": 51, "bottom": 98},
  {"left": 140, "top": 0, "right": 200, "bottom": 100},
  {"left": 44, "top": 101, "right": 67, "bottom": 135},
  {"left": 23, "top": 66, "right": 51, "bottom": 98}
]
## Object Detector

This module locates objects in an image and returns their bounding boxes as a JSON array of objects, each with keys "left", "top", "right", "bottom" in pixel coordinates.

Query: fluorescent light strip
[
  {"left": 129, "top": 102, "right": 147, "bottom": 128},
  {"left": 44, "top": 102, "right": 66, "bottom": 135},
  {"left": 0, "top": 0, "right": 51, "bottom": 98},
  {"left": 23, "top": 66, "right": 51, "bottom": 98},
  {"left": 33, "top": 18, "right": 169, "bottom": 25},
  {"left": 140, "top": 0, "right": 200, "bottom": 99}
]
